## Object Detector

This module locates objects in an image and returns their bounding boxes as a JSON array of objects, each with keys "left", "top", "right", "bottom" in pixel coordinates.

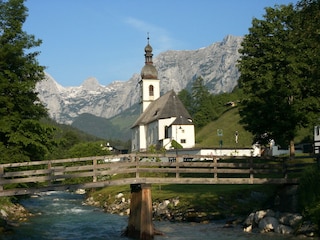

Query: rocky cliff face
[{"left": 36, "top": 35, "right": 243, "bottom": 124}]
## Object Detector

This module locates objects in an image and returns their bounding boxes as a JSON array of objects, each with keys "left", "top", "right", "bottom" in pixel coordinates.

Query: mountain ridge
[{"left": 36, "top": 35, "right": 243, "bottom": 126}]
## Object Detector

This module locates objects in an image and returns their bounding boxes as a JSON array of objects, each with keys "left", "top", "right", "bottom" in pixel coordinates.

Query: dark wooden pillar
[
  {"left": 126, "top": 183, "right": 153, "bottom": 240},
  {"left": 0, "top": 166, "right": 3, "bottom": 191}
]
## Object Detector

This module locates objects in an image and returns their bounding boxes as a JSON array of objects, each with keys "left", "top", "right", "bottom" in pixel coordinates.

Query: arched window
[{"left": 149, "top": 85, "right": 154, "bottom": 96}]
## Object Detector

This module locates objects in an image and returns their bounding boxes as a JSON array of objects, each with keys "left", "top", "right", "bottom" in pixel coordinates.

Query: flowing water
[{"left": 0, "top": 191, "right": 304, "bottom": 240}]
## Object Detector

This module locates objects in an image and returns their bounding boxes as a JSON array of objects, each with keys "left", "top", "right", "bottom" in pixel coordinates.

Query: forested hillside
[{"left": 179, "top": 77, "right": 313, "bottom": 149}]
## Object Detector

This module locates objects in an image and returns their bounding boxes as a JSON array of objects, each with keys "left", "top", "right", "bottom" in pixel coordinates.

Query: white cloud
[{"left": 124, "top": 17, "right": 175, "bottom": 54}]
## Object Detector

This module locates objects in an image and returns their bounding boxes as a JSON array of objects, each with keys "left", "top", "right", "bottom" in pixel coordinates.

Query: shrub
[{"left": 298, "top": 165, "right": 320, "bottom": 232}]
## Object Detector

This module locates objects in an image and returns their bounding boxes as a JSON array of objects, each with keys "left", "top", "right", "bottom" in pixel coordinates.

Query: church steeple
[
  {"left": 141, "top": 35, "right": 158, "bottom": 80},
  {"left": 139, "top": 35, "right": 160, "bottom": 113},
  {"left": 144, "top": 35, "right": 153, "bottom": 65}
]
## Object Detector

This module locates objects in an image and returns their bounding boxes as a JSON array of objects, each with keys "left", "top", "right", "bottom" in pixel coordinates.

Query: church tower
[{"left": 139, "top": 36, "right": 160, "bottom": 113}]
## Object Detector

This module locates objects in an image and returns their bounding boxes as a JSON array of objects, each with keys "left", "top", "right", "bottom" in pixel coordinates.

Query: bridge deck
[{"left": 0, "top": 154, "right": 313, "bottom": 196}]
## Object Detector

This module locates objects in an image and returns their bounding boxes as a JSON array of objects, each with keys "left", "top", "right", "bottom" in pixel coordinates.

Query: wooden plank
[
  {"left": 49, "top": 157, "right": 102, "bottom": 164},
  {"left": 130, "top": 177, "right": 299, "bottom": 185},
  {"left": 98, "top": 168, "right": 137, "bottom": 176},
  {"left": 0, "top": 175, "right": 51, "bottom": 184},
  {"left": 175, "top": 162, "right": 214, "bottom": 168},
  {"left": 1, "top": 161, "right": 50, "bottom": 168},
  {"left": 137, "top": 168, "right": 180, "bottom": 173},
  {"left": 252, "top": 169, "right": 283, "bottom": 174},
  {"left": 136, "top": 167, "right": 251, "bottom": 174},
  {"left": 0, "top": 176, "right": 299, "bottom": 197},
  {"left": 96, "top": 162, "right": 136, "bottom": 169},
  {"left": 53, "top": 172, "right": 94, "bottom": 180},
  {"left": 216, "top": 169, "right": 250, "bottom": 174},
  {"left": 3, "top": 169, "right": 51, "bottom": 177},
  {"left": 64, "top": 165, "right": 94, "bottom": 172},
  {"left": 216, "top": 162, "right": 250, "bottom": 168}
]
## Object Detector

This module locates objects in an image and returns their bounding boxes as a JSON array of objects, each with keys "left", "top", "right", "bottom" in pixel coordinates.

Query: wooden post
[
  {"left": 283, "top": 158, "right": 288, "bottom": 179},
  {"left": 93, "top": 158, "right": 97, "bottom": 183},
  {"left": 0, "top": 166, "right": 3, "bottom": 191},
  {"left": 175, "top": 162, "right": 180, "bottom": 178},
  {"left": 126, "top": 183, "right": 154, "bottom": 240},
  {"left": 213, "top": 158, "right": 218, "bottom": 179},
  {"left": 249, "top": 158, "right": 254, "bottom": 184},
  {"left": 48, "top": 161, "right": 52, "bottom": 184},
  {"left": 135, "top": 157, "right": 140, "bottom": 179}
]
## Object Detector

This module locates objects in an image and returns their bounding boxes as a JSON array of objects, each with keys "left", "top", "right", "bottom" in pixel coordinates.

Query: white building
[{"left": 131, "top": 39, "right": 195, "bottom": 152}]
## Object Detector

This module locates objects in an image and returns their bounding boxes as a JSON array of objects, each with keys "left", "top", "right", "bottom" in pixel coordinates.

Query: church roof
[{"left": 132, "top": 90, "right": 193, "bottom": 128}]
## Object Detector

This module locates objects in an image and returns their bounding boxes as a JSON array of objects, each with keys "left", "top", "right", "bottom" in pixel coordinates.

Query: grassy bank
[{"left": 89, "top": 184, "right": 278, "bottom": 218}]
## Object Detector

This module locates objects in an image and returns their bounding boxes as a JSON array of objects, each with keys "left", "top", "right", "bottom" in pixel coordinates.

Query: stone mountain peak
[
  {"left": 81, "top": 77, "right": 102, "bottom": 91},
  {"left": 36, "top": 35, "right": 243, "bottom": 125}
]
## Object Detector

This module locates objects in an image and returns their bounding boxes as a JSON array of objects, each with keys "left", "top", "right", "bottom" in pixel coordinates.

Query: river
[{"left": 0, "top": 191, "right": 303, "bottom": 240}]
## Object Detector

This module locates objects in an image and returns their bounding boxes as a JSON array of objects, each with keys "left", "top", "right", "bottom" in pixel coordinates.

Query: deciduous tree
[
  {"left": 238, "top": 1, "right": 320, "bottom": 157},
  {"left": 0, "top": 0, "right": 55, "bottom": 162}
]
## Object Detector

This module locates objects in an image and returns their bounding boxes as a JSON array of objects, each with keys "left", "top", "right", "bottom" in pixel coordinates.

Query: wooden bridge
[
  {"left": 0, "top": 153, "right": 311, "bottom": 197},
  {"left": 0, "top": 153, "right": 315, "bottom": 239}
]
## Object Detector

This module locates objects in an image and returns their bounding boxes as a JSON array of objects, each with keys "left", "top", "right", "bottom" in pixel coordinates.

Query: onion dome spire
[{"left": 141, "top": 33, "right": 158, "bottom": 79}]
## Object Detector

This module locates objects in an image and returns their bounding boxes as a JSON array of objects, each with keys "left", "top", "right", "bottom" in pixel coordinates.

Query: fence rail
[{"left": 0, "top": 154, "right": 315, "bottom": 196}]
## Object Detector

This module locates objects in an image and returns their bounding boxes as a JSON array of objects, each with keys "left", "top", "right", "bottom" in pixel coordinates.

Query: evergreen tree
[
  {"left": 179, "top": 77, "right": 240, "bottom": 129},
  {"left": 191, "top": 76, "right": 217, "bottom": 128},
  {"left": 238, "top": 1, "right": 320, "bottom": 157},
  {"left": 178, "top": 89, "right": 193, "bottom": 116},
  {"left": 0, "top": 0, "right": 55, "bottom": 162}
]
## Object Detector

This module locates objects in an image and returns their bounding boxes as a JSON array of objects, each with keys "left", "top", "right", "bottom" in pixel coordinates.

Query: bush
[{"left": 298, "top": 165, "right": 320, "bottom": 232}]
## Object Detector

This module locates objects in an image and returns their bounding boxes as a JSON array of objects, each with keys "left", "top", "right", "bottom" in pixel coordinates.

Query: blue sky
[{"left": 24, "top": 0, "right": 297, "bottom": 87}]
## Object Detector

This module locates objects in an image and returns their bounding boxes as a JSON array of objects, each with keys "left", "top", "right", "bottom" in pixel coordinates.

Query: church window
[
  {"left": 181, "top": 139, "right": 186, "bottom": 144},
  {"left": 149, "top": 85, "right": 154, "bottom": 96},
  {"left": 165, "top": 126, "right": 169, "bottom": 138}
]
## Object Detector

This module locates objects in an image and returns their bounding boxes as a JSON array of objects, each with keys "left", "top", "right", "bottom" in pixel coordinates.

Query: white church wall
[
  {"left": 158, "top": 118, "right": 176, "bottom": 139},
  {"left": 131, "top": 127, "right": 138, "bottom": 152},
  {"left": 177, "top": 125, "right": 195, "bottom": 149},
  {"left": 147, "top": 121, "right": 159, "bottom": 147},
  {"left": 138, "top": 125, "right": 147, "bottom": 152}
]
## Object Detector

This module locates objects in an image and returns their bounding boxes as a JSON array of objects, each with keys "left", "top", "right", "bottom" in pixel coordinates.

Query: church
[{"left": 131, "top": 39, "right": 195, "bottom": 152}]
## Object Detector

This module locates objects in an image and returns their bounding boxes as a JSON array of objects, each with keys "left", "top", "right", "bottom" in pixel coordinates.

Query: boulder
[
  {"left": 172, "top": 198, "right": 180, "bottom": 207},
  {"left": 258, "top": 216, "right": 279, "bottom": 233},
  {"left": 75, "top": 189, "right": 86, "bottom": 194},
  {"left": 278, "top": 213, "right": 302, "bottom": 228},
  {"left": 0, "top": 209, "right": 8, "bottom": 219},
  {"left": 254, "top": 209, "right": 275, "bottom": 224},
  {"left": 154, "top": 200, "right": 170, "bottom": 216},
  {"left": 243, "top": 212, "right": 255, "bottom": 227},
  {"left": 243, "top": 224, "right": 252, "bottom": 233},
  {"left": 115, "top": 193, "right": 124, "bottom": 199},
  {"left": 275, "top": 224, "right": 294, "bottom": 234}
]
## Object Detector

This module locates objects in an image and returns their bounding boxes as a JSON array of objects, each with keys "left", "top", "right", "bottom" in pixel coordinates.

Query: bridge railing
[{"left": 0, "top": 154, "right": 315, "bottom": 196}]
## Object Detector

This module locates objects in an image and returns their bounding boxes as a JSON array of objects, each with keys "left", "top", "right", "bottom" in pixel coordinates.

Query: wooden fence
[{"left": 0, "top": 154, "right": 315, "bottom": 196}]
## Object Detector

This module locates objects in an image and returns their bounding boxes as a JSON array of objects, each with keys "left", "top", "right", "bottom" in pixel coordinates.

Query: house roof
[{"left": 132, "top": 90, "right": 193, "bottom": 128}]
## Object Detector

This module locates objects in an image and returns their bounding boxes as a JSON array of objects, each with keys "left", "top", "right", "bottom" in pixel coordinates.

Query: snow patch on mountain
[{"left": 36, "top": 35, "right": 243, "bottom": 124}]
